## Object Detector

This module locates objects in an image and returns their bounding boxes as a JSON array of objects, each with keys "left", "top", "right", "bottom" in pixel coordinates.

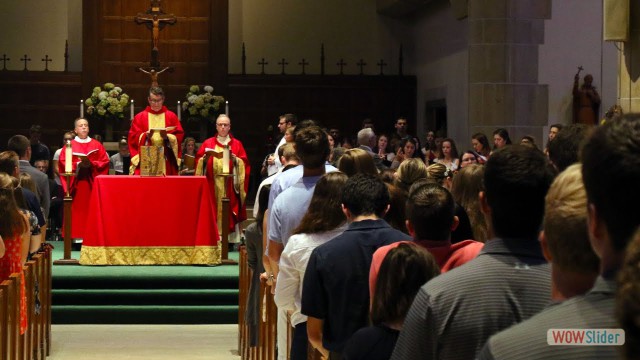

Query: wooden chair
[{"left": 22, "top": 261, "right": 36, "bottom": 360}]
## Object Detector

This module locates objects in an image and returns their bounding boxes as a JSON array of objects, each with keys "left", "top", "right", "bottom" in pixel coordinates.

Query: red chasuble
[
  {"left": 58, "top": 137, "right": 109, "bottom": 239},
  {"left": 128, "top": 105, "right": 184, "bottom": 175},
  {"left": 196, "top": 135, "right": 250, "bottom": 233}
]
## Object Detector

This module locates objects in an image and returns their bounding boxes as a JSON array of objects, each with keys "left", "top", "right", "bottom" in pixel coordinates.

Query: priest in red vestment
[
  {"left": 196, "top": 114, "right": 250, "bottom": 243},
  {"left": 128, "top": 87, "right": 184, "bottom": 175},
  {"left": 58, "top": 118, "right": 109, "bottom": 239}
]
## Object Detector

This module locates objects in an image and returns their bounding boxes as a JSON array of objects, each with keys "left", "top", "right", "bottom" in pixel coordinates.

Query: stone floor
[{"left": 48, "top": 324, "right": 239, "bottom": 360}]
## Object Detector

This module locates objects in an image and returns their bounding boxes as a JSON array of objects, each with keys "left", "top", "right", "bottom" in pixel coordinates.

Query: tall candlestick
[
  {"left": 80, "top": 99, "right": 84, "bottom": 118},
  {"left": 222, "top": 145, "right": 230, "bottom": 174},
  {"left": 225, "top": 100, "right": 229, "bottom": 116},
  {"left": 64, "top": 140, "right": 73, "bottom": 173},
  {"left": 130, "top": 99, "right": 134, "bottom": 120},
  {"left": 177, "top": 101, "right": 181, "bottom": 121}
]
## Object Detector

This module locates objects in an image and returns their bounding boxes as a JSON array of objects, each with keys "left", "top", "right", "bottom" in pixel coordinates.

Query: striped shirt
[
  {"left": 390, "top": 237, "right": 551, "bottom": 360},
  {"left": 478, "top": 276, "right": 618, "bottom": 360}
]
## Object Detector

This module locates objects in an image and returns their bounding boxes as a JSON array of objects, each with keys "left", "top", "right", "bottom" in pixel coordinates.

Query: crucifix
[
  {"left": 41, "top": 55, "right": 52, "bottom": 71},
  {"left": 138, "top": 66, "right": 171, "bottom": 87},
  {"left": 258, "top": 58, "right": 268, "bottom": 75},
  {"left": 1, "top": 54, "right": 9, "bottom": 71},
  {"left": 357, "top": 59, "right": 367, "bottom": 75},
  {"left": 298, "top": 58, "right": 309, "bottom": 75},
  {"left": 278, "top": 58, "right": 288, "bottom": 75},
  {"left": 135, "top": 1, "right": 177, "bottom": 68},
  {"left": 377, "top": 59, "right": 388, "bottom": 75},
  {"left": 21, "top": 54, "right": 31, "bottom": 71},
  {"left": 336, "top": 59, "right": 347, "bottom": 75}
]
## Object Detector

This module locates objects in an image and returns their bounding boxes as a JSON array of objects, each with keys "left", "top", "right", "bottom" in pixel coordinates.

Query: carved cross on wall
[
  {"left": 336, "top": 59, "right": 347, "bottom": 75},
  {"left": 1, "top": 54, "right": 9, "bottom": 71},
  {"left": 278, "top": 58, "right": 288, "bottom": 75},
  {"left": 41, "top": 55, "right": 52, "bottom": 71},
  {"left": 258, "top": 58, "right": 268, "bottom": 75},
  {"left": 298, "top": 58, "right": 309, "bottom": 75},
  {"left": 377, "top": 59, "right": 387, "bottom": 75},
  {"left": 357, "top": 59, "right": 367, "bottom": 75},
  {"left": 20, "top": 54, "right": 31, "bottom": 71}
]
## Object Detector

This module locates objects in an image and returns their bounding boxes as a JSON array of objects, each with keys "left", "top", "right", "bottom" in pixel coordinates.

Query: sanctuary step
[{"left": 50, "top": 245, "right": 239, "bottom": 324}]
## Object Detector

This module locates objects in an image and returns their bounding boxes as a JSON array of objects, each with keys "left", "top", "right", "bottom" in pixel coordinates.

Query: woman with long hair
[
  {"left": 395, "top": 158, "right": 429, "bottom": 194},
  {"left": 179, "top": 137, "right": 198, "bottom": 175},
  {"left": 390, "top": 138, "right": 420, "bottom": 169},
  {"left": 435, "top": 138, "right": 460, "bottom": 171},
  {"left": 343, "top": 243, "right": 440, "bottom": 360},
  {"left": 471, "top": 132, "right": 491, "bottom": 162},
  {"left": 372, "top": 134, "right": 395, "bottom": 168},
  {"left": 450, "top": 164, "right": 489, "bottom": 243},
  {"left": 274, "top": 172, "right": 349, "bottom": 360},
  {"left": 0, "top": 173, "right": 31, "bottom": 335},
  {"left": 422, "top": 130, "right": 438, "bottom": 164},
  {"left": 459, "top": 150, "right": 479, "bottom": 169}
]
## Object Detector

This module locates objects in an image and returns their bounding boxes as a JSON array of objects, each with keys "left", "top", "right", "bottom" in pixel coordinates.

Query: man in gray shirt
[
  {"left": 478, "top": 114, "right": 640, "bottom": 359},
  {"left": 8, "top": 134, "right": 50, "bottom": 218},
  {"left": 391, "top": 145, "right": 555, "bottom": 360}
]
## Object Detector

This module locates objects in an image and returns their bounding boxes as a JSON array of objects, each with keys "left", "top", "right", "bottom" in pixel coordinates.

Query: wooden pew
[
  {"left": 43, "top": 248, "right": 52, "bottom": 357},
  {"left": 0, "top": 278, "right": 16, "bottom": 360},
  {"left": 31, "top": 253, "right": 44, "bottom": 360},
  {"left": 238, "top": 245, "right": 248, "bottom": 358}
]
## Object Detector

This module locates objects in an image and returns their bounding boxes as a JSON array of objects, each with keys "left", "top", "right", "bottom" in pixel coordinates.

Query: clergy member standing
[
  {"left": 196, "top": 114, "right": 250, "bottom": 244},
  {"left": 58, "top": 118, "right": 109, "bottom": 240},
  {"left": 128, "top": 87, "right": 184, "bottom": 175}
]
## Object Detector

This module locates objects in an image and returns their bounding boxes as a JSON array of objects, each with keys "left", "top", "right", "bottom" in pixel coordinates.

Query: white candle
[
  {"left": 222, "top": 145, "right": 230, "bottom": 174},
  {"left": 177, "top": 101, "right": 181, "bottom": 121},
  {"left": 64, "top": 140, "right": 72, "bottom": 173},
  {"left": 130, "top": 99, "right": 134, "bottom": 120},
  {"left": 80, "top": 99, "right": 84, "bottom": 118},
  {"left": 225, "top": 101, "right": 229, "bottom": 116}
]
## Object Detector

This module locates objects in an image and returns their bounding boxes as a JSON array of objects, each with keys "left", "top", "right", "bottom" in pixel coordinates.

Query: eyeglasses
[{"left": 149, "top": 98, "right": 164, "bottom": 104}]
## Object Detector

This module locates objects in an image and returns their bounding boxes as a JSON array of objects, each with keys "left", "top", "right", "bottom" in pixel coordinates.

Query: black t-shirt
[{"left": 342, "top": 324, "right": 400, "bottom": 360}]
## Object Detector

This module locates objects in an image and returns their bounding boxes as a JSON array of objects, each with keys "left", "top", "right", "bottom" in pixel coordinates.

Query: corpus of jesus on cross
[{"left": 135, "top": 0, "right": 176, "bottom": 86}]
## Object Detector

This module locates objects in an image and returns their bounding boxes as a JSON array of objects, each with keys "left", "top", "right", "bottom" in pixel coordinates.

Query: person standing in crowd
[
  {"left": 459, "top": 151, "right": 479, "bottom": 169},
  {"left": 492, "top": 128, "right": 512, "bottom": 150},
  {"left": 28, "top": 124, "right": 50, "bottom": 166},
  {"left": 7, "top": 134, "right": 50, "bottom": 219},
  {"left": 343, "top": 243, "right": 440, "bottom": 360},
  {"left": 58, "top": 118, "right": 109, "bottom": 240},
  {"left": 391, "top": 145, "right": 554, "bottom": 360},
  {"left": 128, "top": 86, "right": 184, "bottom": 175},
  {"left": 372, "top": 133, "right": 395, "bottom": 168},
  {"left": 196, "top": 114, "right": 250, "bottom": 245},
  {"left": 275, "top": 172, "right": 349, "bottom": 360},
  {"left": 0, "top": 172, "right": 31, "bottom": 335},
  {"left": 547, "top": 124, "right": 590, "bottom": 173},
  {"left": 273, "top": 114, "right": 297, "bottom": 170},
  {"left": 435, "top": 138, "right": 460, "bottom": 171},
  {"left": 302, "top": 174, "right": 409, "bottom": 359},
  {"left": 479, "top": 115, "right": 640, "bottom": 359},
  {"left": 471, "top": 132, "right": 491, "bottom": 163},
  {"left": 179, "top": 137, "right": 197, "bottom": 176}
]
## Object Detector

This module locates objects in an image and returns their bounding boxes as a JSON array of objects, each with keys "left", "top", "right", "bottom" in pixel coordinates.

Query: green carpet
[{"left": 50, "top": 244, "right": 240, "bottom": 324}]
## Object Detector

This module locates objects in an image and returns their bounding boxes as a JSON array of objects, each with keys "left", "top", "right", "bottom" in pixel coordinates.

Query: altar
[{"left": 79, "top": 175, "right": 221, "bottom": 265}]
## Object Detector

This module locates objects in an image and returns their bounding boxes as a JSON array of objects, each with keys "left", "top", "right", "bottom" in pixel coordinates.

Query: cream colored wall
[
  {"left": 539, "top": 0, "right": 618, "bottom": 138},
  {"left": 228, "top": 0, "right": 410, "bottom": 75},
  {"left": 0, "top": 0, "right": 74, "bottom": 71}
]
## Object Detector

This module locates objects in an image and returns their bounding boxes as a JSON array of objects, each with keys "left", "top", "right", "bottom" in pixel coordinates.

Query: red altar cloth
[{"left": 79, "top": 176, "right": 221, "bottom": 265}]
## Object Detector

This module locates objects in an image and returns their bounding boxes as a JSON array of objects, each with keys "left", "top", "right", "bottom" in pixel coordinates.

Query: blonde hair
[
  {"left": 395, "top": 158, "right": 428, "bottom": 193},
  {"left": 426, "top": 163, "right": 452, "bottom": 186},
  {"left": 19, "top": 172, "right": 38, "bottom": 197},
  {"left": 544, "top": 164, "right": 599, "bottom": 273},
  {"left": 451, "top": 164, "right": 488, "bottom": 242}
]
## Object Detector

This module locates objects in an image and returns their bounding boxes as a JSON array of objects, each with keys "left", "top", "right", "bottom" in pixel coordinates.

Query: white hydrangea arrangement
[
  {"left": 85, "top": 83, "right": 129, "bottom": 120},
  {"left": 182, "top": 85, "right": 225, "bottom": 123}
]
